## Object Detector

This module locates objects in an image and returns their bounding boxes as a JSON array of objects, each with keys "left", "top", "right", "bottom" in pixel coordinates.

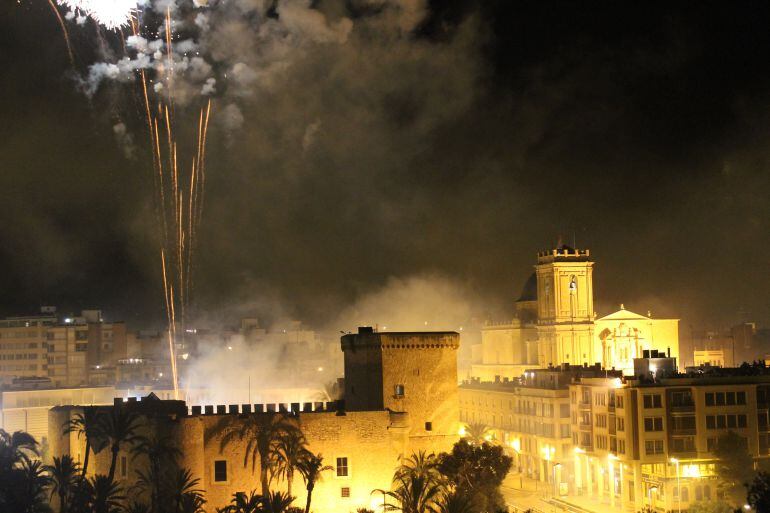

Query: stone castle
[{"left": 49, "top": 329, "right": 460, "bottom": 512}]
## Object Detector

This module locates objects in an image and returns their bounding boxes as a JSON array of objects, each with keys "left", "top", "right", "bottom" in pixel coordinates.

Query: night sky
[{"left": 1, "top": 1, "right": 769, "bottom": 330}]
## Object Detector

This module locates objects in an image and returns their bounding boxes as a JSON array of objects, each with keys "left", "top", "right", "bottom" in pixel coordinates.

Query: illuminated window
[
  {"left": 214, "top": 460, "right": 228, "bottom": 483},
  {"left": 336, "top": 457, "right": 349, "bottom": 477}
]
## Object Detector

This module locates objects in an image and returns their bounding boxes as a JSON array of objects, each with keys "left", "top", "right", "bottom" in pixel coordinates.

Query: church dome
[{"left": 516, "top": 272, "right": 538, "bottom": 303}]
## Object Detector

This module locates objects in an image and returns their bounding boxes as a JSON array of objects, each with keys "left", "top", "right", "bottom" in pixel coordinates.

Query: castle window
[
  {"left": 425, "top": 422, "right": 433, "bottom": 431},
  {"left": 214, "top": 460, "right": 228, "bottom": 483},
  {"left": 394, "top": 384, "right": 404, "bottom": 398},
  {"left": 336, "top": 457, "right": 349, "bottom": 477},
  {"left": 341, "top": 487, "right": 350, "bottom": 498}
]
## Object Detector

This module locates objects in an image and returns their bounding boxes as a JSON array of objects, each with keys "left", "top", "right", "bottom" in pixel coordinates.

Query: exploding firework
[
  {"left": 57, "top": 0, "right": 137, "bottom": 30},
  {"left": 41, "top": 1, "right": 216, "bottom": 399}
]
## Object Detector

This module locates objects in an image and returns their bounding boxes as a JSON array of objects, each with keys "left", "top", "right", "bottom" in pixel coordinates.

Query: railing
[
  {"left": 670, "top": 428, "right": 696, "bottom": 435},
  {"left": 669, "top": 403, "right": 695, "bottom": 413}
]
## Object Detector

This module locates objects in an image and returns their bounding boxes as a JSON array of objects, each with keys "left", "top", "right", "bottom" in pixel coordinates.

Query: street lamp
[
  {"left": 553, "top": 462, "right": 562, "bottom": 498},
  {"left": 608, "top": 454, "right": 619, "bottom": 506},
  {"left": 670, "top": 457, "right": 681, "bottom": 513},
  {"left": 648, "top": 486, "right": 658, "bottom": 512},
  {"left": 574, "top": 447, "right": 585, "bottom": 493}
]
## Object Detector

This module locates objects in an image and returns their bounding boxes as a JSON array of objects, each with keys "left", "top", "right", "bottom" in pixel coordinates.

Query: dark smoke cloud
[{"left": 0, "top": 1, "right": 769, "bottom": 332}]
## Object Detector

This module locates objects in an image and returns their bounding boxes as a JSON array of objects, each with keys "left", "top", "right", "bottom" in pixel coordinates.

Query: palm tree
[
  {"left": 178, "top": 492, "right": 207, "bottom": 513},
  {"left": 123, "top": 502, "right": 150, "bottom": 513},
  {"left": 63, "top": 407, "right": 107, "bottom": 478},
  {"left": 273, "top": 427, "right": 307, "bottom": 496},
  {"left": 378, "top": 474, "right": 444, "bottom": 513},
  {"left": 99, "top": 406, "right": 143, "bottom": 481},
  {"left": 46, "top": 455, "right": 81, "bottom": 513},
  {"left": 261, "top": 490, "right": 295, "bottom": 513},
  {"left": 16, "top": 454, "right": 52, "bottom": 513},
  {"left": 89, "top": 475, "right": 125, "bottom": 513},
  {"left": 436, "top": 492, "right": 474, "bottom": 513},
  {"left": 165, "top": 467, "right": 204, "bottom": 513},
  {"left": 0, "top": 429, "right": 39, "bottom": 472},
  {"left": 296, "top": 451, "right": 332, "bottom": 513},
  {"left": 461, "top": 423, "right": 493, "bottom": 446},
  {"left": 131, "top": 431, "right": 181, "bottom": 511},
  {"left": 207, "top": 413, "right": 297, "bottom": 495},
  {"left": 217, "top": 490, "right": 262, "bottom": 513},
  {"left": 394, "top": 451, "right": 441, "bottom": 483}
]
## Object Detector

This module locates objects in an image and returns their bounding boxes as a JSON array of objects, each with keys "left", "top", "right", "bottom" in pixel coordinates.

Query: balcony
[
  {"left": 669, "top": 428, "right": 696, "bottom": 436},
  {"left": 669, "top": 402, "right": 695, "bottom": 413}
]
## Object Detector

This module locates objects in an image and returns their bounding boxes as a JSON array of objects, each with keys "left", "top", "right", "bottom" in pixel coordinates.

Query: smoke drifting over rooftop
[{"left": 1, "top": 1, "right": 769, "bottom": 329}]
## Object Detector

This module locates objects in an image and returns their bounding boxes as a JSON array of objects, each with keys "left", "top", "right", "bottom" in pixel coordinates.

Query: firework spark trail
[
  {"left": 47, "top": 0, "right": 216, "bottom": 400},
  {"left": 47, "top": 0, "right": 75, "bottom": 64},
  {"left": 124, "top": 12, "right": 213, "bottom": 401}
]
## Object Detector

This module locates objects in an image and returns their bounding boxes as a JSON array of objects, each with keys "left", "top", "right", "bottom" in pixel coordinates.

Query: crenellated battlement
[
  {"left": 341, "top": 330, "right": 459, "bottom": 352},
  {"left": 185, "top": 399, "right": 345, "bottom": 417},
  {"left": 537, "top": 247, "right": 590, "bottom": 263}
]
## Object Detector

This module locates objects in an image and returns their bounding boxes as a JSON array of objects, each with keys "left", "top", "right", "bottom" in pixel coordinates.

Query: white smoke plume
[{"left": 113, "top": 122, "right": 137, "bottom": 159}]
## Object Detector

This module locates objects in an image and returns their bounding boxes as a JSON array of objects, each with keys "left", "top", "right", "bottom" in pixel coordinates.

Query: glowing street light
[
  {"left": 552, "top": 462, "right": 562, "bottom": 498},
  {"left": 648, "top": 486, "right": 658, "bottom": 510},
  {"left": 670, "top": 457, "right": 681, "bottom": 513}
]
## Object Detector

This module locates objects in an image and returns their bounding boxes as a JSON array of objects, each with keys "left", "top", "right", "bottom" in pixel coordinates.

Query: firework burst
[{"left": 58, "top": 0, "right": 138, "bottom": 30}]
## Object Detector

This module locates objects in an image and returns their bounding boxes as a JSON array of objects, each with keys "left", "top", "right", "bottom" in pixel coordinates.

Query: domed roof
[{"left": 516, "top": 272, "right": 537, "bottom": 302}]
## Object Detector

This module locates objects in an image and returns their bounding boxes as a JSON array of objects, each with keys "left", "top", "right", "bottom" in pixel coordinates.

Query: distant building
[
  {"left": 694, "top": 349, "right": 728, "bottom": 368},
  {"left": 0, "top": 309, "right": 57, "bottom": 385}
]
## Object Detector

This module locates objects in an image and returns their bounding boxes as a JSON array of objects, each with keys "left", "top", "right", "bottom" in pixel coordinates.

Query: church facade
[{"left": 471, "top": 247, "right": 680, "bottom": 381}]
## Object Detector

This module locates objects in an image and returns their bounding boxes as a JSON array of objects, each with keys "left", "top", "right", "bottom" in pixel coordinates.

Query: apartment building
[
  {"left": 571, "top": 356, "right": 770, "bottom": 512},
  {"left": 460, "top": 365, "right": 617, "bottom": 491},
  {"left": 0, "top": 308, "right": 57, "bottom": 385}
]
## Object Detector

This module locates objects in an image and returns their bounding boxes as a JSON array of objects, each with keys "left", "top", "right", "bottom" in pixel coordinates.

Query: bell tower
[
  {"left": 536, "top": 246, "right": 594, "bottom": 323},
  {"left": 535, "top": 247, "right": 596, "bottom": 366}
]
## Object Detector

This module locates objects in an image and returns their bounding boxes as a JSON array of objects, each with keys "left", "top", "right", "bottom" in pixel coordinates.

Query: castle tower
[
  {"left": 341, "top": 328, "right": 460, "bottom": 453},
  {"left": 535, "top": 246, "right": 597, "bottom": 366}
]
